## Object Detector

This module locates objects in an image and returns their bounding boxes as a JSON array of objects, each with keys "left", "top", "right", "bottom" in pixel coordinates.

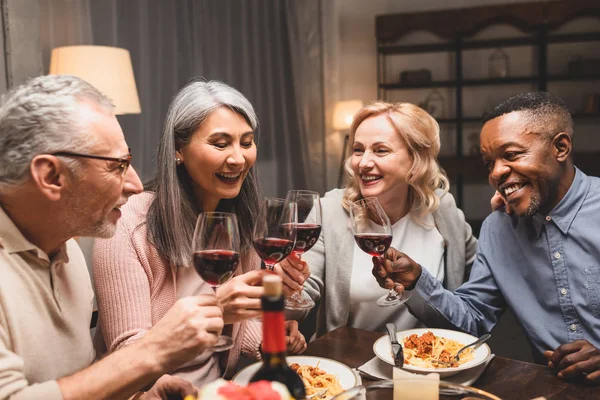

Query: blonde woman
[{"left": 279, "top": 101, "right": 477, "bottom": 337}]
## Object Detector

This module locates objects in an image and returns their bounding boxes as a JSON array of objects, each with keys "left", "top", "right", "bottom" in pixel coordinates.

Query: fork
[
  {"left": 432, "top": 333, "right": 491, "bottom": 367},
  {"left": 306, "top": 387, "right": 328, "bottom": 399}
]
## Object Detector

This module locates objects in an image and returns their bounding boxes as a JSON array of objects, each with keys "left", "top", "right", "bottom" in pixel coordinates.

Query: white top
[
  {"left": 348, "top": 212, "right": 445, "bottom": 333},
  {"left": 174, "top": 266, "right": 220, "bottom": 385}
]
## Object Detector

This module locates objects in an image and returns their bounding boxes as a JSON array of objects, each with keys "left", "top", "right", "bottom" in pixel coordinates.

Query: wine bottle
[{"left": 249, "top": 275, "right": 306, "bottom": 399}]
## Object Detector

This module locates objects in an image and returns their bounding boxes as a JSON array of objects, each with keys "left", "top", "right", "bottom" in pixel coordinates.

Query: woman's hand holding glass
[
  {"left": 274, "top": 252, "right": 310, "bottom": 297},
  {"left": 215, "top": 269, "right": 271, "bottom": 324}
]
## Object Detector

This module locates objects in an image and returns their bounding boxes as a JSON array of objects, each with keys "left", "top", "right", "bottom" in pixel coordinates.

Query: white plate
[
  {"left": 373, "top": 328, "right": 491, "bottom": 378},
  {"left": 232, "top": 355, "right": 358, "bottom": 390}
]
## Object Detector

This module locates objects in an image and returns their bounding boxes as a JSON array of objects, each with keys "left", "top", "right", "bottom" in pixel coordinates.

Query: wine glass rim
[
  {"left": 263, "top": 197, "right": 287, "bottom": 203},
  {"left": 288, "top": 189, "right": 320, "bottom": 195},
  {"left": 198, "top": 211, "right": 238, "bottom": 221},
  {"left": 353, "top": 196, "right": 381, "bottom": 205}
]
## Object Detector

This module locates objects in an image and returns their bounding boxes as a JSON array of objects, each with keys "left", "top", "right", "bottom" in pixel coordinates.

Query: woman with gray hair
[{"left": 92, "top": 79, "right": 306, "bottom": 385}]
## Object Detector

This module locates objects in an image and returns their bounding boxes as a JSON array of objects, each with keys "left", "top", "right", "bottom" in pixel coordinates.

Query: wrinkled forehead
[{"left": 480, "top": 111, "right": 536, "bottom": 151}]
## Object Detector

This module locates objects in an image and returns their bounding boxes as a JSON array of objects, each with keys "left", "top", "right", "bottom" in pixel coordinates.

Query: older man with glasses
[{"left": 0, "top": 75, "right": 224, "bottom": 399}]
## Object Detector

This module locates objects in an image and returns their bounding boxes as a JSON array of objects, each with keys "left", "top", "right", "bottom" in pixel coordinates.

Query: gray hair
[
  {"left": 0, "top": 75, "right": 114, "bottom": 191},
  {"left": 146, "top": 79, "right": 260, "bottom": 268}
]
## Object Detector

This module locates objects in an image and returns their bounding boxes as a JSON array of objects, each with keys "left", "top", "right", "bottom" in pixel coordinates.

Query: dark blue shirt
[{"left": 409, "top": 168, "right": 600, "bottom": 362}]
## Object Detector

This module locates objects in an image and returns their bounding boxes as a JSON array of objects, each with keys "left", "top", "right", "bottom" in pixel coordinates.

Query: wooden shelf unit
[{"left": 376, "top": 0, "right": 600, "bottom": 225}]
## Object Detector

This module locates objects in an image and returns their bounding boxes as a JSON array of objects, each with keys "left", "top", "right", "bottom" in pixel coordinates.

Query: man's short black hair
[{"left": 483, "top": 92, "right": 573, "bottom": 138}]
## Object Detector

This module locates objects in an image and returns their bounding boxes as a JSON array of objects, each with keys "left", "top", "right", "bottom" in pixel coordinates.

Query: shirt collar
[
  {"left": 0, "top": 205, "right": 68, "bottom": 264},
  {"left": 531, "top": 167, "right": 588, "bottom": 238}
]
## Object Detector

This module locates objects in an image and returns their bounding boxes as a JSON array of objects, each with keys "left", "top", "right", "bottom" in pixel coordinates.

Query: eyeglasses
[{"left": 52, "top": 148, "right": 132, "bottom": 176}]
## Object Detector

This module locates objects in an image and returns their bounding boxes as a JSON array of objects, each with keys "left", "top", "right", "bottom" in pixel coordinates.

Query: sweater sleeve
[{"left": 92, "top": 216, "right": 153, "bottom": 353}]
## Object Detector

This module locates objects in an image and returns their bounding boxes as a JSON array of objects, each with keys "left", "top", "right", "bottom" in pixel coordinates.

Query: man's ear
[
  {"left": 552, "top": 132, "right": 572, "bottom": 163},
  {"left": 29, "top": 155, "right": 67, "bottom": 201}
]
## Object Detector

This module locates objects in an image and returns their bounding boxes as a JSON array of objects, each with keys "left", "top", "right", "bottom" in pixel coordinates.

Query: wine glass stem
[{"left": 378, "top": 255, "right": 400, "bottom": 300}]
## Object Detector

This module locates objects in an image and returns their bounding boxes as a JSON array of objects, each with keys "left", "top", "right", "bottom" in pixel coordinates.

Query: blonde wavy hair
[{"left": 341, "top": 101, "right": 449, "bottom": 221}]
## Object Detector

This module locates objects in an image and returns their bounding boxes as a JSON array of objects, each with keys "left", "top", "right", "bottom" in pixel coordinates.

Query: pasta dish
[
  {"left": 402, "top": 331, "right": 473, "bottom": 368},
  {"left": 290, "top": 363, "right": 344, "bottom": 399}
]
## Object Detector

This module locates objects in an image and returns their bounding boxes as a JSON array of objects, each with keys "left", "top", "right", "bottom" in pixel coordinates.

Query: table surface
[{"left": 303, "top": 326, "right": 599, "bottom": 400}]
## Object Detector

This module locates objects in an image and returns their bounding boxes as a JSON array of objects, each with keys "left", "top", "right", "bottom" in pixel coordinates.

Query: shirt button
[
  {"left": 554, "top": 252, "right": 561, "bottom": 259},
  {"left": 560, "top": 288, "right": 567, "bottom": 296},
  {"left": 570, "top": 324, "right": 577, "bottom": 331},
  {"left": 545, "top": 216, "right": 552, "bottom": 221}
]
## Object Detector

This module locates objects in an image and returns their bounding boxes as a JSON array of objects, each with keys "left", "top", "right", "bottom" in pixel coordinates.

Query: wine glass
[
  {"left": 192, "top": 212, "right": 241, "bottom": 351},
  {"left": 253, "top": 197, "right": 297, "bottom": 271},
  {"left": 349, "top": 197, "right": 411, "bottom": 307},
  {"left": 282, "top": 190, "right": 321, "bottom": 310}
]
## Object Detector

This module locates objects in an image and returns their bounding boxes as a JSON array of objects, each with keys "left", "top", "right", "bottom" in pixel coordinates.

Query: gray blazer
[{"left": 302, "top": 188, "right": 478, "bottom": 337}]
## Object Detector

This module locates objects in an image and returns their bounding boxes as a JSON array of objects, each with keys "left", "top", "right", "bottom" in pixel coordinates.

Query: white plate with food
[
  {"left": 232, "top": 355, "right": 358, "bottom": 399},
  {"left": 373, "top": 328, "right": 491, "bottom": 377}
]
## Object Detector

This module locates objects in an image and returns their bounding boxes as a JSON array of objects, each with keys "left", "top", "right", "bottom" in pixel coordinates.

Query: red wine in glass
[
  {"left": 350, "top": 197, "right": 411, "bottom": 307},
  {"left": 291, "top": 223, "right": 322, "bottom": 255},
  {"left": 252, "top": 238, "right": 295, "bottom": 265},
  {"left": 253, "top": 197, "right": 297, "bottom": 271},
  {"left": 193, "top": 250, "right": 240, "bottom": 286},
  {"left": 192, "top": 212, "right": 241, "bottom": 351},
  {"left": 353, "top": 234, "right": 392, "bottom": 257},
  {"left": 282, "top": 190, "right": 322, "bottom": 310}
]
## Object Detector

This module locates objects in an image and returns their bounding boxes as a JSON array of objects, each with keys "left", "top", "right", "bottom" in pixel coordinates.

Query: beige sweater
[
  {"left": 0, "top": 206, "right": 95, "bottom": 400},
  {"left": 92, "top": 192, "right": 262, "bottom": 381}
]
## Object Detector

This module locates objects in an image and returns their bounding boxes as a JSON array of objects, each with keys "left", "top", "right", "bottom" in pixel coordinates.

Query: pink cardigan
[{"left": 92, "top": 192, "right": 262, "bottom": 378}]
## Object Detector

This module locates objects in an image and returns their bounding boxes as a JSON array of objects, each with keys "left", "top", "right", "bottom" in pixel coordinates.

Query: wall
[{"left": 0, "top": 0, "right": 43, "bottom": 93}]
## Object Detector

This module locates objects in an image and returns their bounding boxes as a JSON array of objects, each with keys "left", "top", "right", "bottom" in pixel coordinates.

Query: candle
[{"left": 393, "top": 368, "right": 439, "bottom": 400}]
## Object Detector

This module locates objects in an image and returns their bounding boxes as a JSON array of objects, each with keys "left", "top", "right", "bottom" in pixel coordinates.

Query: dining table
[{"left": 302, "top": 326, "right": 599, "bottom": 400}]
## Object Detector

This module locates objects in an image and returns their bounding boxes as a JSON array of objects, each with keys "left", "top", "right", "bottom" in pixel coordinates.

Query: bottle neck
[{"left": 262, "top": 296, "right": 286, "bottom": 355}]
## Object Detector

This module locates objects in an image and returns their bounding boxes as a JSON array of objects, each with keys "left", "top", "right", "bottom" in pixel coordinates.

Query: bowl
[{"left": 330, "top": 379, "right": 502, "bottom": 400}]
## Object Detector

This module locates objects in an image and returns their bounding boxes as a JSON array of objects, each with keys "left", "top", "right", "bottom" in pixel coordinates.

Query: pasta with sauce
[
  {"left": 290, "top": 363, "right": 344, "bottom": 399},
  {"left": 402, "top": 331, "right": 474, "bottom": 368}
]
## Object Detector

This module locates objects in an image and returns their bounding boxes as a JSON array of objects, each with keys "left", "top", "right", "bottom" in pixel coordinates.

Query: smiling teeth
[
  {"left": 362, "top": 176, "right": 381, "bottom": 182},
  {"left": 218, "top": 173, "right": 240, "bottom": 179},
  {"left": 503, "top": 184, "right": 521, "bottom": 196}
]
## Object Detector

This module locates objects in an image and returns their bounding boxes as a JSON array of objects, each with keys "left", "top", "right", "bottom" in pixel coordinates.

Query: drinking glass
[
  {"left": 283, "top": 190, "right": 322, "bottom": 310},
  {"left": 349, "top": 197, "right": 411, "bottom": 307},
  {"left": 192, "top": 212, "right": 241, "bottom": 351},
  {"left": 252, "top": 197, "right": 297, "bottom": 271}
]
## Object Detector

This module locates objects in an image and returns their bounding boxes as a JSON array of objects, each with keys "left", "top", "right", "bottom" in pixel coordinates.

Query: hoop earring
[{"left": 176, "top": 157, "right": 182, "bottom": 166}]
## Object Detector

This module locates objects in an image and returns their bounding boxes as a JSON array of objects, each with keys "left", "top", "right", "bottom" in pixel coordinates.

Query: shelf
[
  {"left": 573, "top": 113, "right": 600, "bottom": 120},
  {"left": 439, "top": 152, "right": 600, "bottom": 184},
  {"left": 547, "top": 32, "right": 600, "bottom": 44},
  {"left": 379, "top": 80, "right": 456, "bottom": 90},
  {"left": 462, "top": 76, "right": 538, "bottom": 86},
  {"left": 437, "top": 117, "right": 483, "bottom": 124},
  {"left": 378, "top": 32, "right": 600, "bottom": 56},
  {"left": 380, "top": 76, "right": 538, "bottom": 90},
  {"left": 380, "top": 75, "right": 599, "bottom": 90},
  {"left": 548, "top": 74, "right": 600, "bottom": 82},
  {"left": 437, "top": 114, "right": 600, "bottom": 124}
]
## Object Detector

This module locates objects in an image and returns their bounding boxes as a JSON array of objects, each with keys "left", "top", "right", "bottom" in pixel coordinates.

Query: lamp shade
[
  {"left": 49, "top": 45, "right": 141, "bottom": 115},
  {"left": 332, "top": 100, "right": 364, "bottom": 131}
]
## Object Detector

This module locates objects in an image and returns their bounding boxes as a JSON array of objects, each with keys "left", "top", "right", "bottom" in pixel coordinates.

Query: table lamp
[
  {"left": 332, "top": 100, "right": 363, "bottom": 187},
  {"left": 49, "top": 45, "right": 141, "bottom": 115}
]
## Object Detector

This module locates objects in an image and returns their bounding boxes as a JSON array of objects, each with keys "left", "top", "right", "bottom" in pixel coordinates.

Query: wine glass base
[
  {"left": 284, "top": 292, "right": 315, "bottom": 310},
  {"left": 376, "top": 293, "right": 409, "bottom": 307},
  {"left": 212, "top": 335, "right": 235, "bottom": 352}
]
